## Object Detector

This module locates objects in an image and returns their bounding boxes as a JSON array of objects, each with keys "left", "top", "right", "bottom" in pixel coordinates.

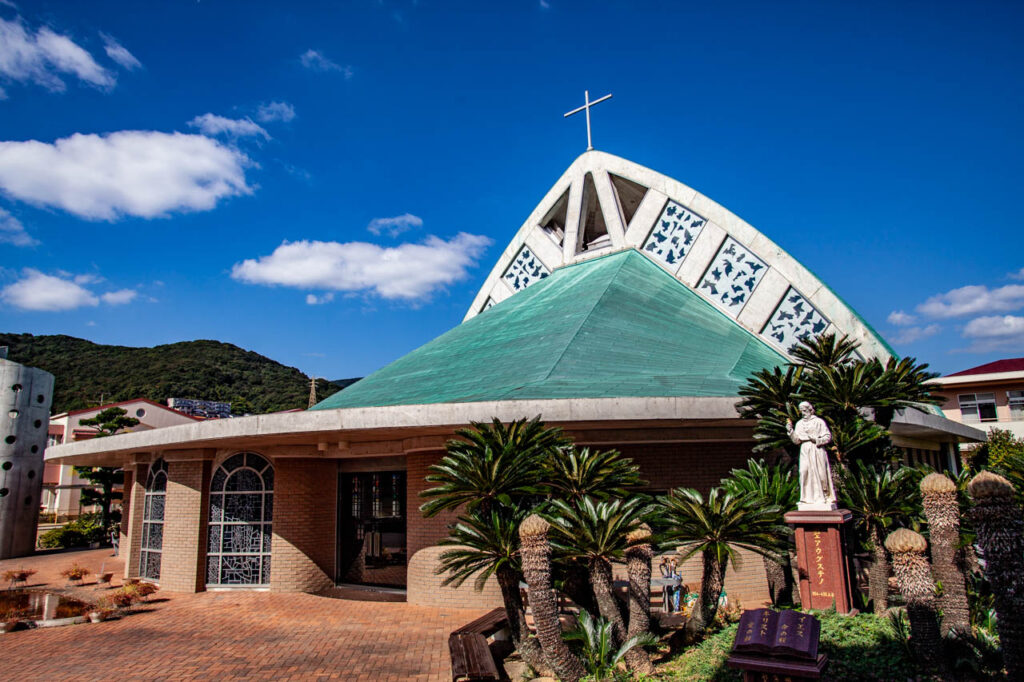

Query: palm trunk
[
  {"left": 561, "top": 560, "right": 600, "bottom": 616},
  {"left": 868, "top": 525, "right": 889, "bottom": 614},
  {"left": 687, "top": 549, "right": 725, "bottom": 637},
  {"left": 589, "top": 556, "right": 628, "bottom": 648},
  {"left": 519, "top": 515, "right": 584, "bottom": 682},
  {"left": 886, "top": 529, "right": 945, "bottom": 674},
  {"left": 969, "top": 472, "right": 1024, "bottom": 680},
  {"left": 788, "top": 547, "right": 801, "bottom": 607},
  {"left": 762, "top": 555, "right": 786, "bottom": 605},
  {"left": 624, "top": 530, "right": 654, "bottom": 675},
  {"left": 920, "top": 476, "right": 970, "bottom": 635},
  {"left": 495, "top": 565, "right": 551, "bottom": 677}
]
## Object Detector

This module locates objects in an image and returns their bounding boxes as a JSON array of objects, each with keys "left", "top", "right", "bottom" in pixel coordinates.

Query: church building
[{"left": 43, "top": 151, "right": 982, "bottom": 607}]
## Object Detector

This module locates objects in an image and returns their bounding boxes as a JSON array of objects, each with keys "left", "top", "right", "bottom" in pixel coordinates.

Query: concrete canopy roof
[{"left": 313, "top": 249, "right": 789, "bottom": 410}]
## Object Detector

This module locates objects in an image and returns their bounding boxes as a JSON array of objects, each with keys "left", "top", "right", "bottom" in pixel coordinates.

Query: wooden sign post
[{"left": 784, "top": 509, "right": 857, "bottom": 614}]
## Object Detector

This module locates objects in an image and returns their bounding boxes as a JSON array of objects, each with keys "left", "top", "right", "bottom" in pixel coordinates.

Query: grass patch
[{"left": 658, "top": 612, "right": 926, "bottom": 681}]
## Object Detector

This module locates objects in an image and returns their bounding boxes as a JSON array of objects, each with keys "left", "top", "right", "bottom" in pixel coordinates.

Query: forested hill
[{"left": 0, "top": 333, "right": 348, "bottom": 415}]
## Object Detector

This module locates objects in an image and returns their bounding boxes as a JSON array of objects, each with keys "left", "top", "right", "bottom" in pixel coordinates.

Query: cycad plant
[
  {"left": 885, "top": 528, "right": 944, "bottom": 670},
  {"left": 436, "top": 508, "right": 550, "bottom": 676},
  {"left": 420, "top": 416, "right": 567, "bottom": 517},
  {"left": 840, "top": 461, "right": 917, "bottom": 614},
  {"left": 723, "top": 459, "right": 798, "bottom": 605},
  {"left": 919, "top": 472, "right": 970, "bottom": 635},
  {"left": 968, "top": 470, "right": 1024, "bottom": 679},
  {"left": 660, "top": 486, "right": 787, "bottom": 636},
  {"left": 545, "top": 496, "right": 654, "bottom": 673},
  {"left": 542, "top": 446, "right": 646, "bottom": 504},
  {"left": 623, "top": 524, "right": 655, "bottom": 676},
  {"left": 519, "top": 514, "right": 584, "bottom": 682},
  {"left": 563, "top": 609, "right": 658, "bottom": 682}
]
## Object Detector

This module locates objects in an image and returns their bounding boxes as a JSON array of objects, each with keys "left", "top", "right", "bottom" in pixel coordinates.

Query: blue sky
[{"left": 0, "top": 0, "right": 1021, "bottom": 380}]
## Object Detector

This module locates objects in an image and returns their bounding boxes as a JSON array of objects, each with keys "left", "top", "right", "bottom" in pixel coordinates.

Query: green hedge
[
  {"left": 38, "top": 514, "right": 107, "bottom": 549},
  {"left": 660, "top": 611, "right": 922, "bottom": 681}
]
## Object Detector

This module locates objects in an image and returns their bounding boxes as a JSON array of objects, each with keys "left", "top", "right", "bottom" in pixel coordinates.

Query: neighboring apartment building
[
  {"left": 931, "top": 358, "right": 1024, "bottom": 444},
  {"left": 43, "top": 399, "right": 200, "bottom": 520}
]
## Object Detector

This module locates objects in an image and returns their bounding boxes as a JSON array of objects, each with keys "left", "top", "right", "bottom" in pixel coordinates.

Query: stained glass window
[
  {"left": 140, "top": 459, "right": 168, "bottom": 581},
  {"left": 206, "top": 452, "right": 273, "bottom": 587}
]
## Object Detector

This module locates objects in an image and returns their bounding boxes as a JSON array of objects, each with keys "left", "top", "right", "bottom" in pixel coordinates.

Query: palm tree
[
  {"left": 968, "top": 471, "right": 1024, "bottom": 679},
  {"left": 419, "top": 416, "right": 567, "bottom": 517},
  {"left": 436, "top": 509, "right": 550, "bottom": 676},
  {"left": 840, "top": 461, "right": 917, "bottom": 614},
  {"left": 563, "top": 610, "right": 658, "bottom": 682},
  {"left": 723, "top": 459, "right": 798, "bottom": 605},
  {"left": 885, "top": 529, "right": 944, "bottom": 671},
  {"left": 919, "top": 472, "right": 970, "bottom": 635},
  {"left": 623, "top": 524, "right": 655, "bottom": 676},
  {"left": 545, "top": 496, "right": 654, "bottom": 673},
  {"left": 519, "top": 514, "right": 584, "bottom": 682},
  {"left": 660, "top": 487, "right": 787, "bottom": 636},
  {"left": 542, "top": 446, "right": 646, "bottom": 503}
]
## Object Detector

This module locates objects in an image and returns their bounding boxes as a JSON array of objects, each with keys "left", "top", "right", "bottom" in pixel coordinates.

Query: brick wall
[
  {"left": 407, "top": 545, "right": 504, "bottom": 608},
  {"left": 160, "top": 460, "right": 209, "bottom": 592},
  {"left": 270, "top": 458, "right": 336, "bottom": 593},
  {"left": 618, "top": 441, "right": 759, "bottom": 493},
  {"left": 124, "top": 463, "right": 147, "bottom": 579},
  {"left": 120, "top": 469, "right": 133, "bottom": 555}
]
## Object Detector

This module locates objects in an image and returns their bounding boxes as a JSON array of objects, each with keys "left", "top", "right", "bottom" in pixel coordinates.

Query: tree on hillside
[{"left": 74, "top": 406, "right": 138, "bottom": 534}]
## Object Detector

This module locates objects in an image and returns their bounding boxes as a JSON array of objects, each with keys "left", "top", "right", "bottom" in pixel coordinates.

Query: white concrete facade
[{"left": 465, "top": 150, "right": 893, "bottom": 361}]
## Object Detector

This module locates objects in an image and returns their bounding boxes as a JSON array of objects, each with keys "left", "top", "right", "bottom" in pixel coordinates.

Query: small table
[{"left": 652, "top": 576, "right": 683, "bottom": 612}]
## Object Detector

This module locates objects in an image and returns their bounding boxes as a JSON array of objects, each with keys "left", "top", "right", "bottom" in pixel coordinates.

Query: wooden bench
[{"left": 449, "top": 607, "right": 508, "bottom": 682}]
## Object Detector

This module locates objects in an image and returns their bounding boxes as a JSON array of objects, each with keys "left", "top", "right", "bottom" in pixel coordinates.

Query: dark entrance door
[{"left": 337, "top": 471, "right": 407, "bottom": 587}]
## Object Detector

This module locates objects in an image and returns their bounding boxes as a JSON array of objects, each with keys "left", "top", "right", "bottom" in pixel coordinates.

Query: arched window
[
  {"left": 206, "top": 453, "right": 274, "bottom": 586},
  {"left": 140, "top": 459, "right": 168, "bottom": 581}
]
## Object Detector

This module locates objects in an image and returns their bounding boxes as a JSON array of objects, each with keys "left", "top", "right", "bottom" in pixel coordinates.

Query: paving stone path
[{"left": 1, "top": 549, "right": 484, "bottom": 681}]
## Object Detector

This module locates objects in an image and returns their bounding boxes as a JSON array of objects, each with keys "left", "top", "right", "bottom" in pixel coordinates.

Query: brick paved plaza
[{"left": 1, "top": 549, "right": 484, "bottom": 681}]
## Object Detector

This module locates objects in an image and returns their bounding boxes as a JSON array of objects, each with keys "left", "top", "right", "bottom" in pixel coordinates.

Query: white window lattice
[
  {"left": 959, "top": 393, "right": 997, "bottom": 423},
  {"left": 140, "top": 459, "right": 167, "bottom": 581},
  {"left": 206, "top": 453, "right": 274, "bottom": 587}
]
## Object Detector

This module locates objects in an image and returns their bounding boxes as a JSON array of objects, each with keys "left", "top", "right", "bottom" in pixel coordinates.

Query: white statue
[{"left": 787, "top": 401, "right": 837, "bottom": 511}]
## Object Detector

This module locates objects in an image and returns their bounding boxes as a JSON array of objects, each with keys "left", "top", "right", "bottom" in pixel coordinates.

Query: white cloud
[
  {"left": 188, "top": 113, "right": 269, "bottom": 140},
  {"left": 0, "top": 130, "right": 252, "bottom": 220},
  {"left": 100, "top": 288, "right": 137, "bottom": 305},
  {"left": 367, "top": 213, "right": 423, "bottom": 237},
  {"left": 0, "top": 207, "right": 37, "bottom": 246},
  {"left": 232, "top": 232, "right": 492, "bottom": 301},
  {"left": 305, "top": 292, "right": 335, "bottom": 305},
  {"left": 963, "top": 315, "right": 1024, "bottom": 339},
  {"left": 0, "top": 268, "right": 139, "bottom": 311},
  {"left": 890, "top": 324, "right": 941, "bottom": 345},
  {"left": 0, "top": 16, "right": 115, "bottom": 94},
  {"left": 1, "top": 269, "right": 98, "bottom": 311},
  {"left": 300, "top": 49, "right": 352, "bottom": 78},
  {"left": 256, "top": 101, "right": 296, "bottom": 123},
  {"left": 916, "top": 284, "right": 1024, "bottom": 319},
  {"left": 1008, "top": 267, "right": 1024, "bottom": 281},
  {"left": 887, "top": 310, "right": 916, "bottom": 326},
  {"left": 540, "top": 0, "right": 551, "bottom": 8},
  {"left": 100, "top": 33, "right": 141, "bottom": 70}
]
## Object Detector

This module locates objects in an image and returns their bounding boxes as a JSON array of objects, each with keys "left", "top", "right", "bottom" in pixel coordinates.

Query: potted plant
[
  {"left": 133, "top": 582, "right": 159, "bottom": 601},
  {"left": 3, "top": 568, "right": 36, "bottom": 589},
  {"left": 88, "top": 597, "right": 115, "bottom": 623},
  {"left": 60, "top": 563, "right": 89, "bottom": 586},
  {"left": 109, "top": 586, "right": 137, "bottom": 613}
]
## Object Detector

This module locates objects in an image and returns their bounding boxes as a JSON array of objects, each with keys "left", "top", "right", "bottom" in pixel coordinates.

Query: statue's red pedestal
[{"left": 784, "top": 509, "right": 857, "bottom": 614}]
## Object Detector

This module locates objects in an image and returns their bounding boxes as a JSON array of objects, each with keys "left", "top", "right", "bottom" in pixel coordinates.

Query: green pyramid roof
[{"left": 311, "top": 249, "right": 788, "bottom": 410}]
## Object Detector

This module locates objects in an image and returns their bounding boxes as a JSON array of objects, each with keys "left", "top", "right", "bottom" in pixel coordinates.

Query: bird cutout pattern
[
  {"left": 697, "top": 236, "right": 768, "bottom": 317},
  {"left": 502, "top": 246, "right": 550, "bottom": 292},
  {"left": 641, "top": 200, "right": 707, "bottom": 268},
  {"left": 481, "top": 297, "right": 496, "bottom": 312},
  {"left": 761, "top": 287, "right": 830, "bottom": 352}
]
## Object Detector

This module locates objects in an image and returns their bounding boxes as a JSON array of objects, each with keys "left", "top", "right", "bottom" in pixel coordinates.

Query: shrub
[
  {"left": 37, "top": 514, "right": 105, "bottom": 549},
  {"left": 659, "top": 611, "right": 926, "bottom": 681},
  {"left": 60, "top": 563, "right": 89, "bottom": 581}
]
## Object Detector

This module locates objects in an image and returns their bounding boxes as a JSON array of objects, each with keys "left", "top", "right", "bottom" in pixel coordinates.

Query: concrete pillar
[
  {"left": 0, "top": 359, "right": 54, "bottom": 559},
  {"left": 270, "top": 459, "right": 336, "bottom": 592},
  {"left": 159, "top": 459, "right": 209, "bottom": 592},
  {"left": 124, "top": 463, "right": 148, "bottom": 579}
]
